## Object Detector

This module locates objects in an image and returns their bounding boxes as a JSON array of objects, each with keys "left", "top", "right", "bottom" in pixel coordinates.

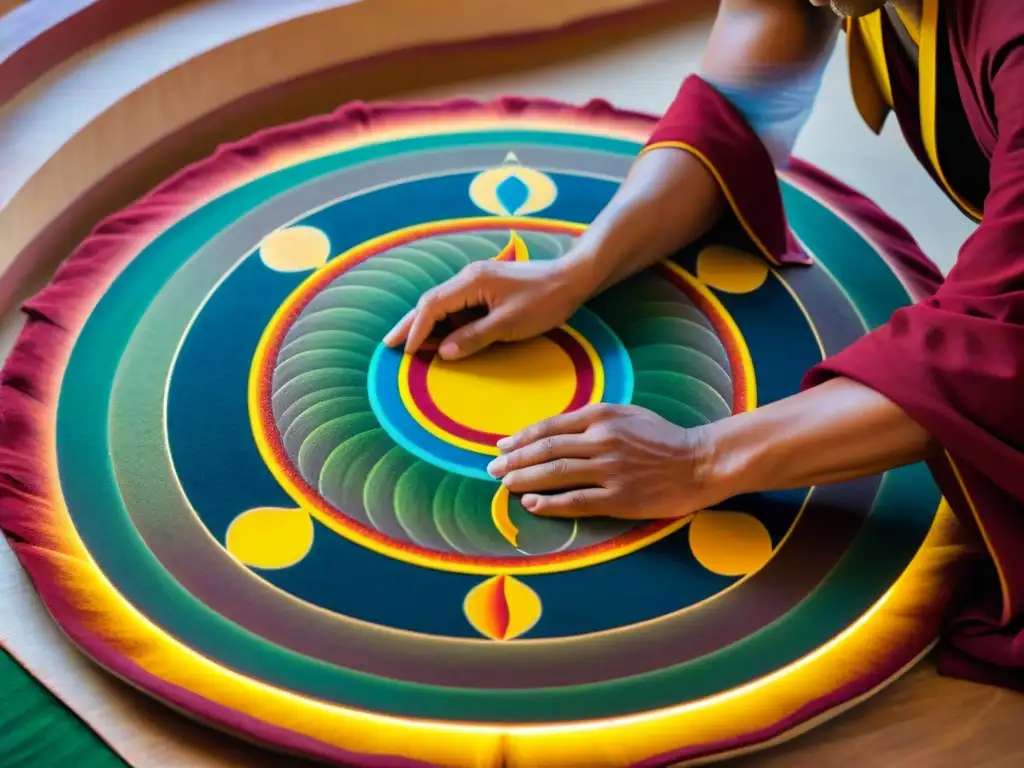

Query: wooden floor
[{"left": 727, "top": 658, "right": 1024, "bottom": 767}]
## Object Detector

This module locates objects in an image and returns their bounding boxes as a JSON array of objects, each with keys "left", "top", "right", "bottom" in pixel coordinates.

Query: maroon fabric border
[{"left": 0, "top": 96, "right": 953, "bottom": 767}]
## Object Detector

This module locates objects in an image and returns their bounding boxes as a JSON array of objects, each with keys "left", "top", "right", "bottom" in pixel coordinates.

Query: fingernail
[
  {"left": 486, "top": 457, "right": 506, "bottom": 477},
  {"left": 521, "top": 495, "right": 538, "bottom": 511},
  {"left": 438, "top": 341, "right": 459, "bottom": 359},
  {"left": 496, "top": 437, "right": 513, "bottom": 451}
]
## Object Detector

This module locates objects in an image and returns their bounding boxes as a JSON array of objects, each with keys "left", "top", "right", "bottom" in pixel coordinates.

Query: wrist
[
  {"left": 690, "top": 378, "right": 936, "bottom": 497},
  {"left": 558, "top": 240, "right": 619, "bottom": 299},
  {"left": 665, "top": 421, "right": 752, "bottom": 513},
  {"left": 690, "top": 414, "right": 772, "bottom": 503}
]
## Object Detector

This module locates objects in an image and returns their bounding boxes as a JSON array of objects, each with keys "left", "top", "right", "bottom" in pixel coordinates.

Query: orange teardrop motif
[{"left": 463, "top": 574, "right": 542, "bottom": 640}]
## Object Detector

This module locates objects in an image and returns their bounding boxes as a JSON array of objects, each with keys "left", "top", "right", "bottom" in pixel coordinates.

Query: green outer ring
[{"left": 56, "top": 128, "right": 939, "bottom": 722}]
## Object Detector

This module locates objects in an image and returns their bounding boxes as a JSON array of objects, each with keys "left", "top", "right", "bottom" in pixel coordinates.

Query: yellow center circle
[{"left": 425, "top": 336, "right": 577, "bottom": 436}]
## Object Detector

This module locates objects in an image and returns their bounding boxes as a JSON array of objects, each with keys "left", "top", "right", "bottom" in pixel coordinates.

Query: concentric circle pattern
[
  {"left": 261, "top": 226, "right": 740, "bottom": 568},
  {"left": 0, "top": 101, "right": 960, "bottom": 768}
]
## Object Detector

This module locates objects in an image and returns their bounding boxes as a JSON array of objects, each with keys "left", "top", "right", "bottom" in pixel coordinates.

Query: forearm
[
  {"left": 703, "top": 376, "right": 940, "bottom": 495},
  {"left": 561, "top": 148, "right": 726, "bottom": 296},
  {"left": 555, "top": 4, "right": 837, "bottom": 301}
]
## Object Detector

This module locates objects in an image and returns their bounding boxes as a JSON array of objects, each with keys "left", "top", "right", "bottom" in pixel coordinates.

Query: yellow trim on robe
[
  {"left": 846, "top": 7, "right": 920, "bottom": 116},
  {"left": 846, "top": 2, "right": 982, "bottom": 221},
  {"left": 894, "top": 7, "right": 921, "bottom": 44},
  {"left": 844, "top": 15, "right": 891, "bottom": 133},
  {"left": 859, "top": 11, "right": 895, "bottom": 109},
  {"left": 946, "top": 453, "right": 1012, "bottom": 623},
  {"left": 918, "top": 0, "right": 984, "bottom": 221},
  {"left": 640, "top": 141, "right": 781, "bottom": 265}
]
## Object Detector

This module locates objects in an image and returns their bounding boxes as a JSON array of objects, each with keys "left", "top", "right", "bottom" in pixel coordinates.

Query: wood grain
[
  {"left": 0, "top": 1, "right": 196, "bottom": 105},
  {"left": 724, "top": 660, "right": 1024, "bottom": 768},
  {"left": 0, "top": 0, "right": 712, "bottom": 319},
  {"left": 0, "top": 0, "right": 26, "bottom": 20},
  {"left": 0, "top": 0, "right": 715, "bottom": 319}
]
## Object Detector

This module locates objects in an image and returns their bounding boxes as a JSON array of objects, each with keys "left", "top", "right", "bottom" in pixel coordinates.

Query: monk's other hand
[
  {"left": 486, "top": 404, "right": 717, "bottom": 519},
  {"left": 383, "top": 258, "right": 594, "bottom": 361}
]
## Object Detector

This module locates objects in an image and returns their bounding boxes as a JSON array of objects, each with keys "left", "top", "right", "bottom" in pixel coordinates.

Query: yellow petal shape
[
  {"left": 225, "top": 507, "right": 314, "bottom": 569},
  {"left": 696, "top": 245, "right": 770, "bottom": 294},
  {"left": 463, "top": 574, "right": 542, "bottom": 641},
  {"left": 259, "top": 226, "right": 331, "bottom": 272},
  {"left": 468, "top": 165, "right": 558, "bottom": 217},
  {"left": 491, "top": 486, "right": 519, "bottom": 547},
  {"left": 688, "top": 510, "right": 774, "bottom": 576}
]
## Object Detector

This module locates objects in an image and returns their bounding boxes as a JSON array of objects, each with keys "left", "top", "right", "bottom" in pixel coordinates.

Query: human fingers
[
  {"left": 486, "top": 434, "right": 596, "bottom": 478},
  {"left": 386, "top": 298, "right": 485, "bottom": 349},
  {"left": 496, "top": 404, "right": 614, "bottom": 453},
  {"left": 383, "top": 307, "right": 416, "bottom": 348},
  {"left": 436, "top": 309, "right": 509, "bottom": 360},
  {"left": 402, "top": 271, "right": 486, "bottom": 355},
  {"left": 501, "top": 459, "right": 604, "bottom": 494},
  {"left": 522, "top": 487, "right": 616, "bottom": 518}
]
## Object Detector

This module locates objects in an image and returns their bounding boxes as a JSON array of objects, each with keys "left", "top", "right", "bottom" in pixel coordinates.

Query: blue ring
[{"left": 368, "top": 304, "right": 633, "bottom": 480}]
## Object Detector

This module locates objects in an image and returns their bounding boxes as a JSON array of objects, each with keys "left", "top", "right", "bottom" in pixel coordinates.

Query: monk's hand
[
  {"left": 383, "top": 258, "right": 593, "bottom": 361},
  {"left": 487, "top": 404, "right": 716, "bottom": 519}
]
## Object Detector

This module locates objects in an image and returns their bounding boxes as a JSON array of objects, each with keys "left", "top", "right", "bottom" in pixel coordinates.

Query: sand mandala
[{"left": 0, "top": 100, "right": 959, "bottom": 767}]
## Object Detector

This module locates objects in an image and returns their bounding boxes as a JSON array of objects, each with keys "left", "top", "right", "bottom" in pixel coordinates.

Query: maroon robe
[{"left": 645, "top": 0, "right": 1024, "bottom": 691}]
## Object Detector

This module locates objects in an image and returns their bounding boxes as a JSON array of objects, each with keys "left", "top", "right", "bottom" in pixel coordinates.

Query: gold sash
[{"left": 845, "top": 1, "right": 982, "bottom": 220}]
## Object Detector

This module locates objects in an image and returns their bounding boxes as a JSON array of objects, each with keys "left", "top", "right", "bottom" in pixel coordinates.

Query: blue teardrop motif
[{"left": 496, "top": 174, "right": 530, "bottom": 216}]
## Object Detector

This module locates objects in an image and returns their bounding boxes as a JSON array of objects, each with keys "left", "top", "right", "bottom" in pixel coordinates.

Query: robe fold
[
  {"left": 641, "top": 75, "right": 810, "bottom": 266},
  {"left": 647, "top": 0, "right": 1024, "bottom": 691}
]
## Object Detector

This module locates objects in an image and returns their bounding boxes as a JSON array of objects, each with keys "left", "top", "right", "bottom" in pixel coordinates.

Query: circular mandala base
[{"left": 0, "top": 98, "right": 959, "bottom": 768}]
